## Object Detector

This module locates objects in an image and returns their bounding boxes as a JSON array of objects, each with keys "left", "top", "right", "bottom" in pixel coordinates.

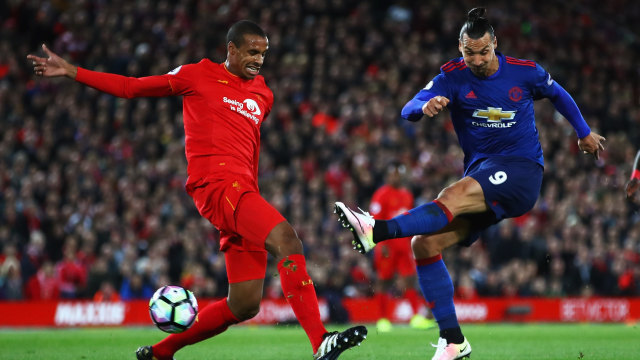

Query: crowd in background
[{"left": 1, "top": 0, "right": 640, "bottom": 313}]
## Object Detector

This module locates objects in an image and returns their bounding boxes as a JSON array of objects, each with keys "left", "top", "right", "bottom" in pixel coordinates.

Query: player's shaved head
[
  {"left": 227, "top": 20, "right": 267, "bottom": 47},
  {"left": 459, "top": 7, "right": 495, "bottom": 40}
]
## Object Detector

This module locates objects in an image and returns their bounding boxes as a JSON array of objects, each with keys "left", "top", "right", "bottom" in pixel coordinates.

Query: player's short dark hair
[
  {"left": 459, "top": 7, "right": 495, "bottom": 40},
  {"left": 226, "top": 20, "right": 267, "bottom": 47}
]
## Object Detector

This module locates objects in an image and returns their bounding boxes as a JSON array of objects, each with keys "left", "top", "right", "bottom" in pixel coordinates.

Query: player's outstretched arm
[
  {"left": 27, "top": 44, "right": 77, "bottom": 79},
  {"left": 625, "top": 150, "right": 640, "bottom": 200},
  {"left": 577, "top": 132, "right": 606, "bottom": 160},
  {"left": 28, "top": 44, "right": 180, "bottom": 99}
]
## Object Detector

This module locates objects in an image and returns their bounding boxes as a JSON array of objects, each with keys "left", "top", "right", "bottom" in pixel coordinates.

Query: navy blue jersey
[{"left": 402, "top": 52, "right": 565, "bottom": 172}]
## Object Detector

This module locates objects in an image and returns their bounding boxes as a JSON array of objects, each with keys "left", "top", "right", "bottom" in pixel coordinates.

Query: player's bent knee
[
  {"left": 228, "top": 279, "right": 264, "bottom": 321},
  {"left": 265, "top": 222, "right": 303, "bottom": 259},
  {"left": 436, "top": 177, "right": 486, "bottom": 215},
  {"left": 228, "top": 296, "right": 261, "bottom": 321},
  {"left": 234, "top": 303, "right": 261, "bottom": 321},
  {"left": 411, "top": 235, "right": 441, "bottom": 258}
]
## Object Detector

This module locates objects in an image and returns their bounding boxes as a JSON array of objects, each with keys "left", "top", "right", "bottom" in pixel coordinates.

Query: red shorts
[
  {"left": 373, "top": 237, "right": 416, "bottom": 281},
  {"left": 224, "top": 246, "right": 269, "bottom": 283},
  {"left": 187, "top": 174, "right": 285, "bottom": 283}
]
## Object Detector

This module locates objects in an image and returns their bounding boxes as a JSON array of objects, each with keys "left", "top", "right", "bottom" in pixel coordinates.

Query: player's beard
[{"left": 470, "top": 64, "right": 489, "bottom": 77}]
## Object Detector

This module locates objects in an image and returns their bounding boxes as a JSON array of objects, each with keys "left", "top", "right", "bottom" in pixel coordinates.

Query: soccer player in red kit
[
  {"left": 369, "top": 162, "right": 434, "bottom": 332},
  {"left": 28, "top": 20, "right": 366, "bottom": 360}
]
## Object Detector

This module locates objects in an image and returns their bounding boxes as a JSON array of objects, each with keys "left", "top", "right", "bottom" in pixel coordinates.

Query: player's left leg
[
  {"left": 412, "top": 217, "right": 477, "bottom": 360},
  {"left": 236, "top": 192, "right": 367, "bottom": 358}
]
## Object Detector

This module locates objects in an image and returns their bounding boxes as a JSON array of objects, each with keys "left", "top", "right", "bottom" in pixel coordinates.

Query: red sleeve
[
  {"left": 75, "top": 64, "right": 196, "bottom": 98},
  {"left": 406, "top": 190, "right": 415, "bottom": 208}
]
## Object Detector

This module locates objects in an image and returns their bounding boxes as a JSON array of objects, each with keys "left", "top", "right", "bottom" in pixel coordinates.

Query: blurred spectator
[
  {"left": 0, "top": 244, "right": 23, "bottom": 300},
  {"left": 55, "top": 239, "right": 87, "bottom": 299},
  {"left": 24, "top": 260, "right": 60, "bottom": 300},
  {"left": 93, "top": 280, "right": 120, "bottom": 302},
  {"left": 120, "top": 266, "right": 154, "bottom": 300}
]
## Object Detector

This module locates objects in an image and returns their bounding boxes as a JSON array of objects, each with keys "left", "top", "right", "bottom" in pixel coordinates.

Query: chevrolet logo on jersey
[
  {"left": 473, "top": 107, "right": 516, "bottom": 122},
  {"left": 472, "top": 107, "right": 516, "bottom": 128}
]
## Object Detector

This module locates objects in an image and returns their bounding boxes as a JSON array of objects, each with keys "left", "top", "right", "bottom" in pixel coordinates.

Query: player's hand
[
  {"left": 626, "top": 178, "right": 640, "bottom": 203},
  {"left": 578, "top": 132, "right": 606, "bottom": 160},
  {"left": 422, "top": 96, "right": 450, "bottom": 117},
  {"left": 26, "top": 44, "right": 77, "bottom": 79}
]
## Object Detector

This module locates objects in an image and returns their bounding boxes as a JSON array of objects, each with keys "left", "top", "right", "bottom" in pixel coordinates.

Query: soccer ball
[{"left": 149, "top": 285, "right": 198, "bottom": 333}]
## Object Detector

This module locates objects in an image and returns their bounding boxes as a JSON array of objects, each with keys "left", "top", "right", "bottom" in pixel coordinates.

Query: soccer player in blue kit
[{"left": 335, "top": 7, "right": 605, "bottom": 360}]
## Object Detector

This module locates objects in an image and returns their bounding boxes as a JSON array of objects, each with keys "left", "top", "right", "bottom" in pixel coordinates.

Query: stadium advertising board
[{"left": 0, "top": 298, "right": 637, "bottom": 327}]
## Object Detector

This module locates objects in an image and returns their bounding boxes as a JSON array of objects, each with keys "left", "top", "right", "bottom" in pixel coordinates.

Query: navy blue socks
[
  {"left": 373, "top": 200, "right": 453, "bottom": 243},
  {"left": 416, "top": 255, "right": 464, "bottom": 344}
]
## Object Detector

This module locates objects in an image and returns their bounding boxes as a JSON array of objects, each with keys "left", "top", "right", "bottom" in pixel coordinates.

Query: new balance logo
[{"left": 465, "top": 90, "right": 477, "bottom": 99}]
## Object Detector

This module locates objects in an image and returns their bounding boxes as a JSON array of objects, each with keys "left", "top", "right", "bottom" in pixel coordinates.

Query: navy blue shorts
[{"left": 458, "top": 157, "right": 543, "bottom": 246}]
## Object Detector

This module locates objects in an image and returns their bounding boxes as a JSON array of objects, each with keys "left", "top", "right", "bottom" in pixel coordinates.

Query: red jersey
[
  {"left": 370, "top": 184, "right": 415, "bottom": 280},
  {"left": 369, "top": 185, "right": 413, "bottom": 220},
  {"left": 75, "top": 59, "right": 274, "bottom": 188}
]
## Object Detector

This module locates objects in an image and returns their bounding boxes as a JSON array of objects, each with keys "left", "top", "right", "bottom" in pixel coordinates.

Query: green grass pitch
[{"left": 1, "top": 323, "right": 638, "bottom": 359}]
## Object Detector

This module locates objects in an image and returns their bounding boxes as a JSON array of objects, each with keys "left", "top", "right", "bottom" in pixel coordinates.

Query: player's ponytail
[
  {"left": 468, "top": 7, "right": 487, "bottom": 21},
  {"left": 459, "top": 7, "right": 495, "bottom": 40}
]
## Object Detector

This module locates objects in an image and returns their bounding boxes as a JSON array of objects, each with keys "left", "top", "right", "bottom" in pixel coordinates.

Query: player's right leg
[
  {"left": 411, "top": 217, "right": 474, "bottom": 360},
  {"left": 335, "top": 177, "right": 487, "bottom": 254},
  {"left": 136, "top": 289, "right": 255, "bottom": 360},
  {"left": 138, "top": 248, "right": 266, "bottom": 360}
]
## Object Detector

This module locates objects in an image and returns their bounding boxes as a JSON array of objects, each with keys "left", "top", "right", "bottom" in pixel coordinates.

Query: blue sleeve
[
  {"left": 548, "top": 82, "right": 591, "bottom": 139},
  {"left": 530, "top": 63, "right": 590, "bottom": 138},
  {"left": 401, "top": 90, "right": 436, "bottom": 121},
  {"left": 401, "top": 73, "right": 451, "bottom": 122}
]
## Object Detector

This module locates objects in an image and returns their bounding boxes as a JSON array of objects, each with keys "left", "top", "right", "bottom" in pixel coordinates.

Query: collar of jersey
[{"left": 222, "top": 63, "right": 241, "bottom": 80}]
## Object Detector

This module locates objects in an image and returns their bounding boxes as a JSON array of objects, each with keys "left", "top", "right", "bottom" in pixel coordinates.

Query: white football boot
[
  {"left": 334, "top": 202, "right": 376, "bottom": 254},
  {"left": 431, "top": 337, "right": 472, "bottom": 360}
]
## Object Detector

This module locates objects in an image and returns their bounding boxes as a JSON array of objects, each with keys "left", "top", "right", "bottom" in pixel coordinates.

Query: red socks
[
  {"left": 375, "top": 292, "right": 392, "bottom": 319},
  {"left": 152, "top": 298, "right": 239, "bottom": 359},
  {"left": 278, "top": 254, "right": 327, "bottom": 352},
  {"left": 153, "top": 255, "right": 327, "bottom": 357},
  {"left": 404, "top": 288, "right": 424, "bottom": 314}
]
